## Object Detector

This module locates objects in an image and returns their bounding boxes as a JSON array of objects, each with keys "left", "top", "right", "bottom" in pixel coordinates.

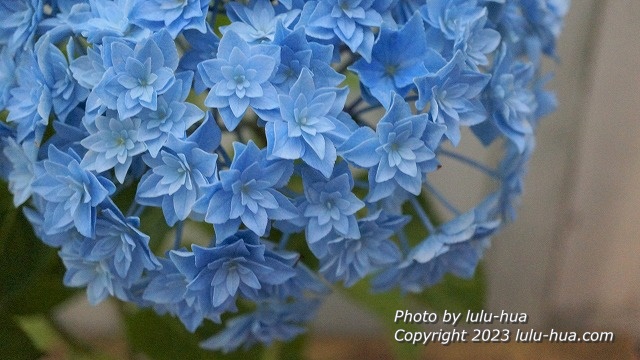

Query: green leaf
[
  {"left": 0, "top": 182, "right": 77, "bottom": 315},
  {"left": 5, "top": 252, "right": 77, "bottom": 315},
  {"left": 0, "top": 312, "right": 43, "bottom": 360}
]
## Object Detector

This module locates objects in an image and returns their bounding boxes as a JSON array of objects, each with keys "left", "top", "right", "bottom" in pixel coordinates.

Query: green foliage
[{"left": 0, "top": 312, "right": 43, "bottom": 360}]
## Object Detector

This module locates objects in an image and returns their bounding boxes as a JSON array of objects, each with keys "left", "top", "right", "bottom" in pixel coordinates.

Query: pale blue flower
[
  {"left": 223, "top": 0, "right": 300, "bottom": 44},
  {"left": 0, "top": 0, "right": 43, "bottom": 55},
  {"left": 350, "top": 14, "right": 430, "bottom": 108},
  {"left": 130, "top": 0, "right": 209, "bottom": 38},
  {"left": 80, "top": 111, "right": 147, "bottom": 183},
  {"left": 171, "top": 231, "right": 297, "bottom": 314},
  {"left": 2, "top": 136, "right": 38, "bottom": 206},
  {"left": 198, "top": 30, "right": 280, "bottom": 130},
  {"left": 262, "top": 68, "right": 351, "bottom": 177},
  {"left": 31, "top": 145, "right": 116, "bottom": 237},
  {"left": 193, "top": 141, "right": 298, "bottom": 241},
  {"left": 415, "top": 51, "right": 490, "bottom": 145},
  {"left": 339, "top": 94, "right": 446, "bottom": 201},
  {"left": 93, "top": 29, "right": 178, "bottom": 119},
  {"left": 299, "top": 163, "right": 365, "bottom": 256},
  {"left": 136, "top": 136, "right": 218, "bottom": 226}
]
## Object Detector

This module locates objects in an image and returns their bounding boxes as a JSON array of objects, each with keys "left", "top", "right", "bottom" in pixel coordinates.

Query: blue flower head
[
  {"left": 93, "top": 29, "right": 178, "bottom": 119},
  {"left": 415, "top": 51, "right": 490, "bottom": 145},
  {"left": 320, "top": 210, "right": 406, "bottom": 287},
  {"left": 130, "top": 0, "right": 209, "bottom": 38},
  {"left": 0, "top": 0, "right": 569, "bottom": 349},
  {"left": 474, "top": 45, "right": 536, "bottom": 152},
  {"left": 373, "top": 195, "right": 500, "bottom": 292},
  {"left": 170, "top": 230, "right": 297, "bottom": 314},
  {"left": 60, "top": 237, "right": 125, "bottom": 305},
  {"left": 193, "top": 141, "right": 298, "bottom": 241},
  {"left": 298, "top": 0, "right": 394, "bottom": 62},
  {"left": 200, "top": 298, "right": 319, "bottom": 353},
  {"left": 31, "top": 145, "right": 116, "bottom": 238},
  {"left": 262, "top": 68, "right": 351, "bottom": 177},
  {"left": 0, "top": 0, "right": 42, "bottom": 55},
  {"left": 8, "top": 37, "right": 89, "bottom": 143},
  {"left": 78, "top": 0, "right": 149, "bottom": 43},
  {"left": 420, "top": 0, "right": 485, "bottom": 41},
  {"left": 271, "top": 25, "right": 344, "bottom": 94},
  {"left": 222, "top": 0, "right": 301, "bottom": 44},
  {"left": 143, "top": 256, "right": 208, "bottom": 332},
  {"left": 80, "top": 111, "right": 146, "bottom": 183},
  {"left": 198, "top": 30, "right": 280, "bottom": 130},
  {"left": 2, "top": 136, "right": 38, "bottom": 206},
  {"left": 299, "top": 162, "right": 365, "bottom": 257},
  {"left": 350, "top": 14, "right": 430, "bottom": 108},
  {"left": 136, "top": 135, "right": 218, "bottom": 226},
  {"left": 85, "top": 204, "right": 161, "bottom": 286},
  {"left": 340, "top": 94, "right": 446, "bottom": 201},
  {"left": 136, "top": 71, "right": 205, "bottom": 157}
]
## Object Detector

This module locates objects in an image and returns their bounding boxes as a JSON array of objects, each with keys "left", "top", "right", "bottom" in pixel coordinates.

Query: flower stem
[
  {"left": 423, "top": 180, "right": 461, "bottom": 216},
  {"left": 174, "top": 221, "right": 184, "bottom": 250},
  {"left": 438, "top": 149, "right": 500, "bottom": 179},
  {"left": 409, "top": 196, "right": 435, "bottom": 234}
]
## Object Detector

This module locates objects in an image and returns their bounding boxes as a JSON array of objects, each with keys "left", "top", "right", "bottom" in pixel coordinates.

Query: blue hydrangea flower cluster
[{"left": 0, "top": 0, "right": 568, "bottom": 352}]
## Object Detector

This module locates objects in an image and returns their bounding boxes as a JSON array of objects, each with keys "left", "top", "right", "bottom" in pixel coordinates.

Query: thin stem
[
  {"left": 278, "top": 233, "right": 291, "bottom": 250},
  {"left": 217, "top": 145, "right": 232, "bottom": 166},
  {"left": 409, "top": 196, "right": 435, "bottom": 234},
  {"left": 354, "top": 103, "right": 382, "bottom": 116},
  {"left": 438, "top": 149, "right": 500, "bottom": 179},
  {"left": 345, "top": 97, "right": 364, "bottom": 113},
  {"left": 423, "top": 180, "right": 461, "bottom": 216},
  {"left": 354, "top": 180, "right": 368, "bottom": 189},
  {"left": 397, "top": 230, "right": 410, "bottom": 254},
  {"left": 335, "top": 53, "right": 360, "bottom": 74},
  {"left": 173, "top": 221, "right": 184, "bottom": 250},
  {"left": 126, "top": 203, "right": 146, "bottom": 218}
]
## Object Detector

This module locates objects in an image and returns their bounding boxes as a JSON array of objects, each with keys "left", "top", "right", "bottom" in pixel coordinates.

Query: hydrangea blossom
[
  {"left": 262, "top": 68, "right": 352, "bottom": 177},
  {"left": 222, "top": 0, "right": 300, "bottom": 44},
  {"left": 415, "top": 51, "right": 490, "bottom": 145},
  {"left": 8, "top": 38, "right": 88, "bottom": 143},
  {"left": 194, "top": 141, "right": 298, "bottom": 241},
  {"left": 92, "top": 29, "right": 178, "bottom": 120},
  {"left": 136, "top": 136, "right": 218, "bottom": 225},
  {"left": 0, "top": 0, "right": 42, "bottom": 55},
  {"left": 298, "top": 163, "right": 365, "bottom": 256},
  {"left": 0, "top": 0, "right": 569, "bottom": 353},
  {"left": 340, "top": 94, "right": 446, "bottom": 201},
  {"left": 2, "top": 136, "right": 38, "bottom": 206},
  {"left": 80, "top": 111, "right": 146, "bottom": 183},
  {"left": 31, "top": 145, "right": 115, "bottom": 237},
  {"left": 170, "top": 231, "right": 297, "bottom": 314},
  {"left": 298, "top": 0, "right": 394, "bottom": 61},
  {"left": 129, "top": 0, "right": 209, "bottom": 38},
  {"left": 198, "top": 30, "right": 280, "bottom": 130},
  {"left": 350, "top": 14, "right": 430, "bottom": 108}
]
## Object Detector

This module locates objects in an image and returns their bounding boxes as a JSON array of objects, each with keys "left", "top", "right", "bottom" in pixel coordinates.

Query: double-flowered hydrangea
[{"left": 0, "top": 0, "right": 569, "bottom": 353}]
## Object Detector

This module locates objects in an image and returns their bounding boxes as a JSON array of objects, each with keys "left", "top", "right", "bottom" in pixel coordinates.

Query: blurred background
[{"left": 17, "top": 0, "right": 640, "bottom": 358}]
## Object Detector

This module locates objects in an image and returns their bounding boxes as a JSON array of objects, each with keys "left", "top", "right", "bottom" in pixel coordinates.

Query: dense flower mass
[{"left": 0, "top": 0, "right": 568, "bottom": 353}]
